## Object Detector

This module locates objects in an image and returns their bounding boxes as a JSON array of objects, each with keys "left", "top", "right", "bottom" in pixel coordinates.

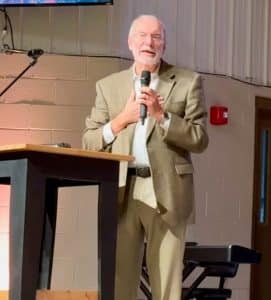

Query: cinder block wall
[{"left": 0, "top": 53, "right": 127, "bottom": 147}]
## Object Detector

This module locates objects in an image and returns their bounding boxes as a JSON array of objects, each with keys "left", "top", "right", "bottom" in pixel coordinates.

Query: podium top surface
[{"left": 0, "top": 144, "right": 134, "bottom": 162}]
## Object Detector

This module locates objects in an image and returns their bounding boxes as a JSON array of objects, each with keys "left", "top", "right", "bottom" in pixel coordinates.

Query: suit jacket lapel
[
  {"left": 117, "top": 67, "right": 136, "bottom": 155},
  {"left": 118, "top": 67, "right": 134, "bottom": 112},
  {"left": 146, "top": 61, "right": 176, "bottom": 140}
]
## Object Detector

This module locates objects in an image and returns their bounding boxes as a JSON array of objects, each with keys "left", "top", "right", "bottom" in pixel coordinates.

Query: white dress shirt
[
  {"left": 130, "top": 71, "right": 159, "bottom": 167},
  {"left": 102, "top": 67, "right": 171, "bottom": 208}
]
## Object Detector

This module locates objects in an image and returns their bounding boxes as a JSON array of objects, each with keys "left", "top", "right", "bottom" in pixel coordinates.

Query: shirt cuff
[
  {"left": 102, "top": 122, "right": 115, "bottom": 144},
  {"left": 159, "top": 112, "right": 171, "bottom": 130}
]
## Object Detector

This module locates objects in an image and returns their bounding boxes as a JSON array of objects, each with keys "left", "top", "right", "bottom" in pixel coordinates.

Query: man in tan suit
[{"left": 83, "top": 14, "right": 208, "bottom": 300}]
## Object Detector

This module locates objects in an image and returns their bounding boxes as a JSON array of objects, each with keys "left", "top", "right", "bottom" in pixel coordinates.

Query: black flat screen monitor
[{"left": 0, "top": 0, "right": 112, "bottom": 6}]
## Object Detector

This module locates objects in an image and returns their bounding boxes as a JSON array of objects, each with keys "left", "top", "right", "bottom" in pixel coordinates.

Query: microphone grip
[
  {"left": 140, "top": 70, "right": 151, "bottom": 125},
  {"left": 140, "top": 103, "right": 147, "bottom": 125}
]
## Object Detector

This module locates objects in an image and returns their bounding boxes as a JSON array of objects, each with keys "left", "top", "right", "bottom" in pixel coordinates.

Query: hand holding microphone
[{"left": 139, "top": 70, "right": 164, "bottom": 125}]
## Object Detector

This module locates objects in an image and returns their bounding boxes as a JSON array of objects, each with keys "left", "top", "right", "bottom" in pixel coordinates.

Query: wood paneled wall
[{"left": 1, "top": 0, "right": 271, "bottom": 85}]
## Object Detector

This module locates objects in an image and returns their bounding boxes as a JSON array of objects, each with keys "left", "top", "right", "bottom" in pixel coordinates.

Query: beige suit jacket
[{"left": 83, "top": 61, "right": 208, "bottom": 226}]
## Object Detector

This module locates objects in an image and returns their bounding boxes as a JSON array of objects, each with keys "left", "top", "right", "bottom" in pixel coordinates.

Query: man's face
[{"left": 128, "top": 17, "right": 166, "bottom": 68}]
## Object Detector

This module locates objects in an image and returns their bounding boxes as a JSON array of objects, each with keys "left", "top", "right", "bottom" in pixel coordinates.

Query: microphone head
[
  {"left": 140, "top": 70, "right": 151, "bottom": 87},
  {"left": 27, "top": 49, "right": 44, "bottom": 59}
]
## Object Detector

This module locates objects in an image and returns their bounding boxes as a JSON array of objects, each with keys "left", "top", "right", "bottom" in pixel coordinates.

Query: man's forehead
[{"left": 133, "top": 17, "right": 162, "bottom": 32}]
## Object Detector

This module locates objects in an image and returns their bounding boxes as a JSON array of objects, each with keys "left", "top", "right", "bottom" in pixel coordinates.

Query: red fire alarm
[{"left": 210, "top": 106, "right": 228, "bottom": 125}]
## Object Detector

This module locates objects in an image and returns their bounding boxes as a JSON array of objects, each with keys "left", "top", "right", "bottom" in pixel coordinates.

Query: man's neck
[{"left": 134, "top": 62, "right": 160, "bottom": 75}]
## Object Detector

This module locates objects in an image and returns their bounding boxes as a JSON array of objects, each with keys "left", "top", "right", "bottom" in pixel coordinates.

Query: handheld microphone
[
  {"left": 140, "top": 70, "right": 151, "bottom": 125},
  {"left": 27, "top": 49, "right": 44, "bottom": 60}
]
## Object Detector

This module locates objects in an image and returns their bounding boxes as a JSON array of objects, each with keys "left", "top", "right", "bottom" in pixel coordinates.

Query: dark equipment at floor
[{"left": 140, "top": 243, "right": 261, "bottom": 300}]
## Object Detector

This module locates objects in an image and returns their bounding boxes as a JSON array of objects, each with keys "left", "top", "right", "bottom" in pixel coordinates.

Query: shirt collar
[{"left": 132, "top": 63, "right": 160, "bottom": 81}]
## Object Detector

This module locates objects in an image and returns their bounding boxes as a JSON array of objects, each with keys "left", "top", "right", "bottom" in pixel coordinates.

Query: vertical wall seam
[
  {"left": 174, "top": 0, "right": 179, "bottom": 65},
  {"left": 107, "top": 5, "right": 114, "bottom": 56},
  {"left": 245, "top": 0, "right": 252, "bottom": 80},
  {"left": 48, "top": 8, "right": 53, "bottom": 53},
  {"left": 191, "top": 0, "right": 197, "bottom": 70},
  {"left": 78, "top": 7, "right": 82, "bottom": 55},
  {"left": 263, "top": 0, "right": 269, "bottom": 85},
  {"left": 19, "top": 8, "right": 24, "bottom": 49},
  {"left": 176, "top": 0, "right": 180, "bottom": 66},
  {"left": 209, "top": 0, "right": 216, "bottom": 73},
  {"left": 228, "top": 0, "right": 234, "bottom": 76}
]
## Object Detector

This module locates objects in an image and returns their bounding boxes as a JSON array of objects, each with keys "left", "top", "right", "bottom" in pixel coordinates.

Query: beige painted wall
[{"left": 0, "top": 53, "right": 270, "bottom": 299}]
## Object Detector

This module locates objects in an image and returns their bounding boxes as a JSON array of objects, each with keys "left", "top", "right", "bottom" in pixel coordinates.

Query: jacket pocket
[{"left": 175, "top": 163, "right": 194, "bottom": 175}]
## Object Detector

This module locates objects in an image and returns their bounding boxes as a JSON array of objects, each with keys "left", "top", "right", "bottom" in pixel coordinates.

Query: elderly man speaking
[{"left": 83, "top": 14, "right": 208, "bottom": 300}]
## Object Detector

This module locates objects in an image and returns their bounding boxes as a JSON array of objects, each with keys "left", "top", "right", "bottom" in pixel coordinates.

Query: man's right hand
[{"left": 111, "top": 90, "right": 139, "bottom": 134}]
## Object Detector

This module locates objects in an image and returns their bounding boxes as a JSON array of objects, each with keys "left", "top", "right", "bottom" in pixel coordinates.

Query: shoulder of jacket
[
  {"left": 172, "top": 66, "right": 199, "bottom": 81},
  {"left": 160, "top": 61, "right": 199, "bottom": 81},
  {"left": 97, "top": 68, "right": 132, "bottom": 86}
]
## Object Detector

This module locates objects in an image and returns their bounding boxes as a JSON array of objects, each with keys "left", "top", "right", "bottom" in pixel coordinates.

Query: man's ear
[
  {"left": 163, "top": 42, "right": 166, "bottom": 53},
  {"left": 128, "top": 36, "right": 133, "bottom": 51}
]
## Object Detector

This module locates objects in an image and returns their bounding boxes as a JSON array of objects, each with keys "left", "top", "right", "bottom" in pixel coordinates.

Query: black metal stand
[
  {"left": 140, "top": 243, "right": 261, "bottom": 300},
  {"left": 0, "top": 57, "right": 37, "bottom": 98}
]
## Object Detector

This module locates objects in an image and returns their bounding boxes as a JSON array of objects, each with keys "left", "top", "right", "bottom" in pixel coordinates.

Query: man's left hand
[{"left": 137, "top": 87, "right": 165, "bottom": 121}]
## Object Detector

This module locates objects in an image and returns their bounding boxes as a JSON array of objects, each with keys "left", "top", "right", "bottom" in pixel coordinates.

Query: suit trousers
[{"left": 115, "top": 175, "right": 187, "bottom": 300}]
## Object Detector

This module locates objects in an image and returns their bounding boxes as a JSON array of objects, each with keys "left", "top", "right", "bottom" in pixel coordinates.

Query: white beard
[{"left": 132, "top": 49, "right": 164, "bottom": 67}]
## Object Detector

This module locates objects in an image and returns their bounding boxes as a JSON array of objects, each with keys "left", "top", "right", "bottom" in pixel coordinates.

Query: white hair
[{"left": 128, "top": 14, "right": 166, "bottom": 42}]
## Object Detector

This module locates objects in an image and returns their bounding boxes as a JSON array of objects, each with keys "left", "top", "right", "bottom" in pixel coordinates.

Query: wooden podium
[{"left": 0, "top": 144, "right": 132, "bottom": 300}]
